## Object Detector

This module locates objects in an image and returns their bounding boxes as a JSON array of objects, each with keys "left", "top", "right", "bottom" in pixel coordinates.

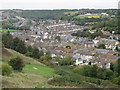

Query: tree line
[
  {"left": 73, "top": 60, "right": 120, "bottom": 85},
  {"left": 71, "top": 30, "right": 104, "bottom": 39},
  {"left": 2, "top": 33, "right": 44, "bottom": 59}
]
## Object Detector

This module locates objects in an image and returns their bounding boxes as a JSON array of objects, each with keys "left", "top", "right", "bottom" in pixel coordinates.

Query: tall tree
[
  {"left": 32, "top": 47, "right": 40, "bottom": 59},
  {"left": 45, "top": 51, "right": 52, "bottom": 60},
  {"left": 91, "top": 65, "right": 98, "bottom": 77},
  {"left": 39, "top": 50, "right": 44, "bottom": 58},
  {"left": 2, "top": 33, "right": 13, "bottom": 48},
  {"left": 11, "top": 37, "right": 20, "bottom": 50},
  {"left": 16, "top": 40, "right": 27, "bottom": 54}
]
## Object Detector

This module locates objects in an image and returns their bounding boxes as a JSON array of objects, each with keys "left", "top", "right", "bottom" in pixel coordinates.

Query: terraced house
[{"left": 100, "top": 39, "right": 119, "bottom": 50}]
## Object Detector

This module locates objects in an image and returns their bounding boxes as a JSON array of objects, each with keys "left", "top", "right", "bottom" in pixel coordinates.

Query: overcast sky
[{"left": 0, "top": 0, "right": 119, "bottom": 9}]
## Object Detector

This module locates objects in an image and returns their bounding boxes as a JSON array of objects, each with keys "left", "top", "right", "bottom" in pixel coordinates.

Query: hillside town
[
  {"left": 1, "top": 6, "right": 120, "bottom": 88},
  {"left": 1, "top": 12, "right": 119, "bottom": 69}
]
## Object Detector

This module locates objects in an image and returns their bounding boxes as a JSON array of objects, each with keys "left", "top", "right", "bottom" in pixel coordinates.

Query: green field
[
  {"left": 23, "top": 64, "right": 57, "bottom": 77},
  {"left": 0, "top": 29, "right": 17, "bottom": 31}
]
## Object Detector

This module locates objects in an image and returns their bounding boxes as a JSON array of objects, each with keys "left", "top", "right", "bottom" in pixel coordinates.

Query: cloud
[{"left": 0, "top": 0, "right": 119, "bottom": 9}]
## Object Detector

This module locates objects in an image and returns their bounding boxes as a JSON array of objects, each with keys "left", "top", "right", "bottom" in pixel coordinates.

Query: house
[
  {"left": 75, "top": 59, "right": 84, "bottom": 66},
  {"left": 72, "top": 54, "right": 81, "bottom": 60},
  {"left": 51, "top": 54, "right": 57, "bottom": 58},
  {"left": 80, "top": 53, "right": 94, "bottom": 61},
  {"left": 93, "top": 37, "right": 102, "bottom": 47},
  {"left": 93, "top": 49, "right": 109, "bottom": 54},
  {"left": 76, "top": 50, "right": 95, "bottom": 61},
  {"left": 84, "top": 41, "right": 94, "bottom": 48},
  {"left": 100, "top": 39, "right": 119, "bottom": 50},
  {"left": 43, "top": 32, "right": 48, "bottom": 39},
  {"left": 92, "top": 53, "right": 117, "bottom": 69},
  {"left": 105, "top": 63, "right": 111, "bottom": 69},
  {"left": 93, "top": 38, "right": 119, "bottom": 50},
  {"left": 65, "top": 34, "right": 75, "bottom": 42},
  {"left": 101, "top": 30, "right": 111, "bottom": 36},
  {"left": 89, "top": 30, "right": 96, "bottom": 34}
]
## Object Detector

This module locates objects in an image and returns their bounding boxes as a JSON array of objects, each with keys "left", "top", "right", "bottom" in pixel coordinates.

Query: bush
[
  {"left": 73, "top": 65, "right": 92, "bottom": 77},
  {"left": 31, "top": 47, "right": 40, "bottom": 59},
  {"left": 2, "top": 64, "right": 13, "bottom": 76},
  {"left": 97, "top": 44, "right": 106, "bottom": 49},
  {"left": 111, "top": 77, "right": 120, "bottom": 85},
  {"left": 55, "top": 69, "right": 69, "bottom": 76},
  {"left": 8, "top": 57, "right": 25, "bottom": 72}
]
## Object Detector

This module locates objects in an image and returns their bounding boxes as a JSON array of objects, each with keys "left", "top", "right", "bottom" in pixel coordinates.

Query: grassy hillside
[
  {"left": 1, "top": 48, "right": 59, "bottom": 88},
  {"left": 1, "top": 48, "right": 118, "bottom": 88},
  {"left": 2, "top": 48, "right": 43, "bottom": 65},
  {"left": 23, "top": 64, "right": 57, "bottom": 77}
]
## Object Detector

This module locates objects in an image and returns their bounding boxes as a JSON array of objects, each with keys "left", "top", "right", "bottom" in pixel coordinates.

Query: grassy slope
[
  {"left": 2, "top": 48, "right": 43, "bottom": 65},
  {"left": 1, "top": 48, "right": 118, "bottom": 88},
  {"left": 23, "top": 64, "right": 58, "bottom": 77},
  {"left": 1, "top": 48, "right": 59, "bottom": 88}
]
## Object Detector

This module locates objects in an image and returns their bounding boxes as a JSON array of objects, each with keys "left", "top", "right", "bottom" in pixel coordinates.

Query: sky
[{"left": 0, "top": 0, "right": 119, "bottom": 10}]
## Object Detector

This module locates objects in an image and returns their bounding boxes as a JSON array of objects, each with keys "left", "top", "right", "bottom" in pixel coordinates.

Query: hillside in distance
[{"left": 1, "top": 9, "right": 117, "bottom": 20}]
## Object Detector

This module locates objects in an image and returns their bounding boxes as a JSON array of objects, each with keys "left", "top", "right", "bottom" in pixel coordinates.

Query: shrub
[
  {"left": 8, "top": 57, "right": 25, "bottom": 72},
  {"left": 73, "top": 65, "right": 92, "bottom": 76},
  {"left": 55, "top": 69, "right": 69, "bottom": 76},
  {"left": 32, "top": 47, "right": 40, "bottom": 59},
  {"left": 104, "top": 69, "right": 114, "bottom": 80},
  {"left": 97, "top": 44, "right": 106, "bottom": 49},
  {"left": 25, "top": 51, "right": 32, "bottom": 57},
  {"left": 2, "top": 64, "right": 13, "bottom": 76},
  {"left": 111, "top": 77, "right": 120, "bottom": 85}
]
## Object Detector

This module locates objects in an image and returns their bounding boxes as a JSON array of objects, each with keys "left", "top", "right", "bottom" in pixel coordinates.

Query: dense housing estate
[
  {"left": 1, "top": 9, "right": 120, "bottom": 88},
  {"left": 1, "top": 10, "right": 119, "bottom": 69}
]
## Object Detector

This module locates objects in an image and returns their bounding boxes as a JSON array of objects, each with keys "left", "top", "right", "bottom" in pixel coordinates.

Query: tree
[
  {"left": 27, "top": 46, "right": 33, "bottom": 52},
  {"left": 39, "top": 50, "right": 44, "bottom": 58},
  {"left": 39, "top": 56, "right": 46, "bottom": 62},
  {"left": 32, "top": 47, "right": 40, "bottom": 59},
  {"left": 111, "top": 77, "right": 120, "bottom": 85},
  {"left": 55, "top": 56, "right": 61, "bottom": 61},
  {"left": 25, "top": 51, "right": 32, "bottom": 57},
  {"left": 73, "top": 65, "right": 92, "bottom": 77},
  {"left": 55, "top": 36, "right": 61, "bottom": 41},
  {"left": 110, "top": 63, "right": 114, "bottom": 72},
  {"left": 91, "top": 65, "right": 98, "bottom": 77},
  {"left": 11, "top": 37, "right": 20, "bottom": 50},
  {"left": 8, "top": 57, "right": 25, "bottom": 72},
  {"left": 97, "top": 68, "right": 106, "bottom": 79},
  {"left": 2, "top": 33, "right": 13, "bottom": 48},
  {"left": 88, "top": 62, "right": 91, "bottom": 65},
  {"left": 114, "top": 59, "right": 120, "bottom": 76},
  {"left": 97, "top": 44, "right": 106, "bottom": 49},
  {"left": 104, "top": 69, "right": 114, "bottom": 80},
  {"left": 2, "top": 64, "right": 13, "bottom": 76},
  {"left": 26, "top": 46, "right": 33, "bottom": 57},
  {"left": 65, "top": 45, "right": 71, "bottom": 49},
  {"left": 16, "top": 40, "right": 27, "bottom": 54},
  {"left": 63, "top": 56, "right": 72, "bottom": 61},
  {"left": 59, "top": 56, "right": 74, "bottom": 66},
  {"left": 116, "top": 46, "right": 120, "bottom": 52},
  {"left": 45, "top": 51, "right": 52, "bottom": 60}
]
